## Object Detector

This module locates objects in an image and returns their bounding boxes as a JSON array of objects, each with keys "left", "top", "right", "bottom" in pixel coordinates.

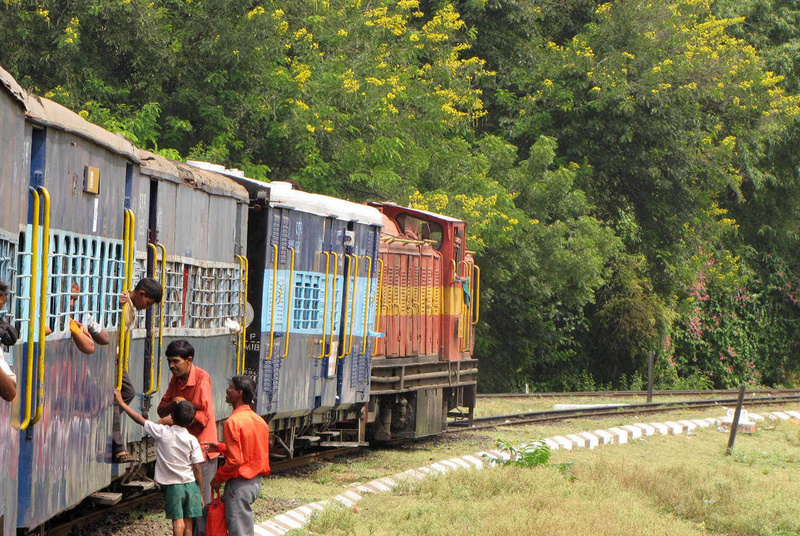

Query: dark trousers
[{"left": 112, "top": 370, "right": 135, "bottom": 454}]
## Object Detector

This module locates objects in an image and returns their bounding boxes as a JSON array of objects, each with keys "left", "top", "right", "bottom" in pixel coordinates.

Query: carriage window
[{"left": 395, "top": 214, "right": 444, "bottom": 250}]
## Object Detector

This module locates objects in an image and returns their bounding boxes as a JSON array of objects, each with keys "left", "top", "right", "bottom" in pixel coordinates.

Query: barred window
[
  {"left": 0, "top": 234, "right": 18, "bottom": 328},
  {"left": 292, "top": 273, "right": 322, "bottom": 333}
]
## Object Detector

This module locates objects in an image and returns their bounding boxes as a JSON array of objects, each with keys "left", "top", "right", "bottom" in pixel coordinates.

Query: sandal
[{"left": 114, "top": 451, "right": 134, "bottom": 463}]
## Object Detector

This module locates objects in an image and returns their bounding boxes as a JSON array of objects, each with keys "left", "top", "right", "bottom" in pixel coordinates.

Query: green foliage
[
  {"left": 4, "top": 0, "right": 800, "bottom": 392},
  {"left": 487, "top": 439, "right": 576, "bottom": 480}
]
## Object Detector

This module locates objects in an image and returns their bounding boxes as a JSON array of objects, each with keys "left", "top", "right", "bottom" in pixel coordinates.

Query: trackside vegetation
[
  {"left": 298, "top": 417, "right": 800, "bottom": 535},
  {"left": 4, "top": 0, "right": 800, "bottom": 390}
]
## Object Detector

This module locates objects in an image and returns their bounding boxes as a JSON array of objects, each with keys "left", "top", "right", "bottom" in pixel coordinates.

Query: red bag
[{"left": 206, "top": 489, "right": 227, "bottom": 536}]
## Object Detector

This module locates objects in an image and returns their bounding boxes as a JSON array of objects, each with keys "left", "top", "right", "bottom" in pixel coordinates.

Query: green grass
[{"left": 281, "top": 409, "right": 800, "bottom": 535}]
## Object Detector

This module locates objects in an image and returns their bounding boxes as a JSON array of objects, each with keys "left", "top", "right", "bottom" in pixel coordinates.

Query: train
[{"left": 0, "top": 65, "right": 479, "bottom": 533}]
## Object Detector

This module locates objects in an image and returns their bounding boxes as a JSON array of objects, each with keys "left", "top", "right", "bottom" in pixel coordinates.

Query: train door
[
  {"left": 334, "top": 223, "right": 380, "bottom": 408},
  {"left": 313, "top": 217, "right": 346, "bottom": 412}
]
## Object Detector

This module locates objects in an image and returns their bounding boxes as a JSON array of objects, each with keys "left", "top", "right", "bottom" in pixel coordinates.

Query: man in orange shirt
[
  {"left": 157, "top": 340, "right": 218, "bottom": 533},
  {"left": 203, "top": 375, "right": 269, "bottom": 536}
]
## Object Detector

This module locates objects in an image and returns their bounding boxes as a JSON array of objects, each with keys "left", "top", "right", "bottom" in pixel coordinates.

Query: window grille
[
  {"left": 292, "top": 273, "right": 322, "bottom": 333},
  {"left": 0, "top": 235, "right": 18, "bottom": 329}
]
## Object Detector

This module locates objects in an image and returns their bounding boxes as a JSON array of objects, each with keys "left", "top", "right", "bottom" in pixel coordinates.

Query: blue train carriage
[
  {"left": 121, "top": 152, "right": 249, "bottom": 458},
  {"left": 0, "top": 65, "right": 27, "bottom": 536},
  {"left": 0, "top": 66, "right": 140, "bottom": 530},
  {"left": 190, "top": 165, "right": 383, "bottom": 456}
]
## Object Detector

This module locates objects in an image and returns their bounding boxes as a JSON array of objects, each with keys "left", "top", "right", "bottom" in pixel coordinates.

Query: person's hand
[
  {"left": 119, "top": 293, "right": 130, "bottom": 306},
  {"left": 210, "top": 477, "right": 221, "bottom": 491},
  {"left": 114, "top": 389, "right": 123, "bottom": 405},
  {"left": 157, "top": 415, "right": 174, "bottom": 426},
  {"left": 201, "top": 441, "right": 220, "bottom": 453},
  {"left": 174, "top": 396, "right": 187, "bottom": 403}
]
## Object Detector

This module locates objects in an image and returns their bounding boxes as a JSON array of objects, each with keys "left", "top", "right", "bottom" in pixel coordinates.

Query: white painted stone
[
  {"left": 462, "top": 455, "right": 484, "bottom": 469},
  {"left": 577, "top": 432, "right": 599, "bottom": 449},
  {"left": 608, "top": 427, "right": 629, "bottom": 444},
  {"left": 621, "top": 425, "right": 642, "bottom": 439},
  {"left": 274, "top": 514, "right": 304, "bottom": 530},
  {"left": 296, "top": 505, "right": 316, "bottom": 516},
  {"left": 254, "top": 525, "right": 277, "bottom": 536},
  {"left": 633, "top": 423, "right": 655, "bottom": 436},
  {"left": 650, "top": 422, "right": 669, "bottom": 435},
  {"left": 785, "top": 411, "right": 800, "bottom": 419},
  {"left": 284, "top": 510, "right": 309, "bottom": 524},
  {"left": 449, "top": 457, "right": 472, "bottom": 469},
  {"left": 677, "top": 420, "right": 697, "bottom": 432},
  {"left": 429, "top": 462, "right": 450, "bottom": 473},
  {"left": 593, "top": 430, "right": 614, "bottom": 444},
  {"left": 366, "top": 480, "right": 392, "bottom": 492},
  {"left": 690, "top": 419, "right": 713, "bottom": 427},
  {"left": 566, "top": 434, "right": 587, "bottom": 448},
  {"left": 379, "top": 477, "right": 397, "bottom": 488},
  {"left": 748, "top": 413, "right": 765, "bottom": 422},
  {"left": 333, "top": 495, "right": 354, "bottom": 508},
  {"left": 543, "top": 438, "right": 560, "bottom": 450},
  {"left": 551, "top": 436, "right": 573, "bottom": 450},
  {"left": 258, "top": 521, "right": 289, "bottom": 535},
  {"left": 663, "top": 421, "right": 684, "bottom": 434},
  {"left": 771, "top": 412, "right": 790, "bottom": 420},
  {"left": 439, "top": 460, "right": 460, "bottom": 470}
]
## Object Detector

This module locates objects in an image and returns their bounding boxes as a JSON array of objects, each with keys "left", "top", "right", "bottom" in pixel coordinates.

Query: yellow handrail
[
  {"left": 341, "top": 255, "right": 353, "bottom": 356},
  {"left": 124, "top": 210, "right": 135, "bottom": 374},
  {"left": 325, "top": 252, "right": 339, "bottom": 358},
  {"left": 155, "top": 243, "right": 166, "bottom": 392},
  {"left": 282, "top": 247, "right": 295, "bottom": 358},
  {"left": 361, "top": 255, "right": 373, "bottom": 347},
  {"left": 31, "top": 187, "right": 50, "bottom": 425},
  {"left": 318, "top": 251, "right": 330, "bottom": 358},
  {"left": 267, "top": 245, "right": 279, "bottom": 360},
  {"left": 347, "top": 255, "right": 359, "bottom": 355},
  {"left": 375, "top": 258, "right": 384, "bottom": 332},
  {"left": 20, "top": 188, "right": 41, "bottom": 430},
  {"left": 451, "top": 259, "right": 457, "bottom": 284},
  {"left": 146, "top": 243, "right": 158, "bottom": 394},
  {"left": 117, "top": 210, "right": 131, "bottom": 390},
  {"left": 241, "top": 256, "right": 249, "bottom": 374},
  {"left": 472, "top": 264, "right": 481, "bottom": 325},
  {"left": 235, "top": 255, "right": 245, "bottom": 374}
]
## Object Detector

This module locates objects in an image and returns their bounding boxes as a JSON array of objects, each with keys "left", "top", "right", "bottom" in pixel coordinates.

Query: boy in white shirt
[
  {"left": 115, "top": 389, "right": 204, "bottom": 536},
  {"left": 0, "top": 280, "right": 17, "bottom": 401}
]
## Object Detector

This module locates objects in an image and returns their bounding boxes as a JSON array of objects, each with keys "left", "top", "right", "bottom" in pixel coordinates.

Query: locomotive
[{"left": 0, "top": 65, "right": 478, "bottom": 533}]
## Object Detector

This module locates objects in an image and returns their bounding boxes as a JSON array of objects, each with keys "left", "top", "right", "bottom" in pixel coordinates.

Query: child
[{"left": 115, "top": 389, "right": 204, "bottom": 536}]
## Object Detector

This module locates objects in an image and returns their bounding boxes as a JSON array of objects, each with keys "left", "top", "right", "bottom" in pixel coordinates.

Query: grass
[{"left": 281, "top": 407, "right": 800, "bottom": 535}]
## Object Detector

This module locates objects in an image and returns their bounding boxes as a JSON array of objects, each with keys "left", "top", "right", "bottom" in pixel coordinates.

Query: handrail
[
  {"left": 451, "top": 259, "right": 457, "bottom": 284},
  {"left": 375, "top": 259, "right": 384, "bottom": 332},
  {"left": 318, "top": 251, "right": 330, "bottom": 358},
  {"left": 20, "top": 187, "right": 41, "bottom": 430},
  {"left": 242, "top": 256, "right": 249, "bottom": 373},
  {"left": 155, "top": 243, "right": 166, "bottom": 392},
  {"left": 146, "top": 243, "right": 158, "bottom": 394},
  {"left": 31, "top": 186, "right": 50, "bottom": 425},
  {"left": 457, "top": 260, "right": 470, "bottom": 352},
  {"left": 325, "top": 252, "right": 339, "bottom": 358},
  {"left": 282, "top": 247, "right": 295, "bottom": 358},
  {"left": 361, "top": 255, "right": 373, "bottom": 347},
  {"left": 347, "top": 255, "right": 358, "bottom": 355},
  {"left": 235, "top": 255, "right": 245, "bottom": 374},
  {"left": 124, "top": 210, "right": 135, "bottom": 374},
  {"left": 267, "top": 244, "right": 278, "bottom": 360},
  {"left": 472, "top": 264, "right": 481, "bottom": 325},
  {"left": 341, "top": 254, "right": 353, "bottom": 357},
  {"left": 117, "top": 210, "right": 131, "bottom": 390}
]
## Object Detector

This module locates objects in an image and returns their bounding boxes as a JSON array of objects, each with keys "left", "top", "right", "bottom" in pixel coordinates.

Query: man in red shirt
[
  {"left": 203, "top": 375, "right": 269, "bottom": 536},
  {"left": 157, "top": 340, "right": 218, "bottom": 532}
]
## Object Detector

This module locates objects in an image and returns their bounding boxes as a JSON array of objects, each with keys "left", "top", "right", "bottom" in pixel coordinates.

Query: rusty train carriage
[{"left": 0, "top": 64, "right": 480, "bottom": 533}]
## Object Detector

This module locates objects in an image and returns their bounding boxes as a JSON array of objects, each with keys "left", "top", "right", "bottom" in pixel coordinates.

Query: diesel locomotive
[{"left": 0, "top": 65, "right": 479, "bottom": 533}]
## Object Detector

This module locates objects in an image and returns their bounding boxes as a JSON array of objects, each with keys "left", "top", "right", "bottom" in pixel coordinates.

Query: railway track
[
  {"left": 449, "top": 393, "right": 800, "bottom": 431},
  {"left": 477, "top": 388, "right": 800, "bottom": 398}
]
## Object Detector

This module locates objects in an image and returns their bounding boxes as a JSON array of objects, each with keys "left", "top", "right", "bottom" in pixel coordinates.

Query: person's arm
[
  {"left": 211, "top": 424, "right": 243, "bottom": 486},
  {"left": 84, "top": 315, "right": 110, "bottom": 345},
  {"left": 156, "top": 382, "right": 177, "bottom": 418},
  {"left": 70, "top": 319, "right": 96, "bottom": 354},
  {"left": 0, "top": 367, "right": 15, "bottom": 402},
  {"left": 191, "top": 377, "right": 213, "bottom": 431},
  {"left": 192, "top": 463, "right": 204, "bottom": 506},
  {"left": 114, "top": 389, "right": 146, "bottom": 426}
]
